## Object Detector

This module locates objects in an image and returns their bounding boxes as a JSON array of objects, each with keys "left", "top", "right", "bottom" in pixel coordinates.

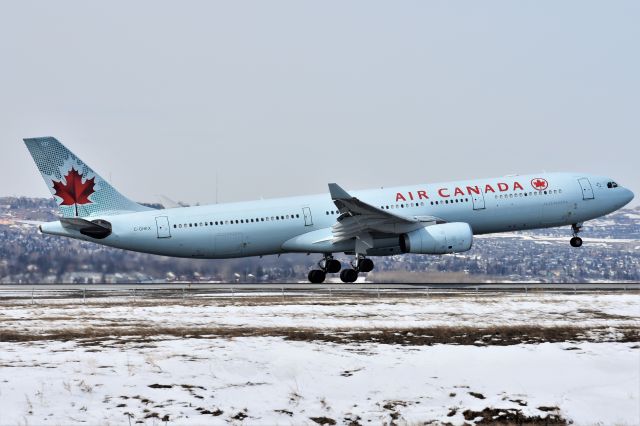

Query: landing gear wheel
[
  {"left": 570, "top": 236, "right": 583, "bottom": 248},
  {"left": 340, "top": 269, "right": 358, "bottom": 283},
  {"left": 357, "top": 258, "right": 374, "bottom": 273},
  {"left": 326, "top": 259, "right": 342, "bottom": 274},
  {"left": 308, "top": 269, "right": 326, "bottom": 283}
]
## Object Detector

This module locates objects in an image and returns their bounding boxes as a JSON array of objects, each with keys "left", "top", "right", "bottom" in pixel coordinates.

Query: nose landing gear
[
  {"left": 570, "top": 223, "right": 583, "bottom": 247},
  {"left": 307, "top": 254, "right": 342, "bottom": 283}
]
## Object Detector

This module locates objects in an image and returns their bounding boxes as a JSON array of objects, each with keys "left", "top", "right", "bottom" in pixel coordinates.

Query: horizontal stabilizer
[{"left": 60, "top": 217, "right": 112, "bottom": 239}]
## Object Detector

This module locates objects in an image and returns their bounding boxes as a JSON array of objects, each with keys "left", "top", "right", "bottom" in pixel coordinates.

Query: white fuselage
[{"left": 40, "top": 172, "right": 634, "bottom": 259}]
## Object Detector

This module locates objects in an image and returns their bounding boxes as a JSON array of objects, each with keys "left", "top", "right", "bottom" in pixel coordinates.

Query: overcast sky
[{"left": 1, "top": 1, "right": 638, "bottom": 206}]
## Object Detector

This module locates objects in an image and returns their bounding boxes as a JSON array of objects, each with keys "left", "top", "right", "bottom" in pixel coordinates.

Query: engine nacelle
[{"left": 399, "top": 222, "right": 473, "bottom": 254}]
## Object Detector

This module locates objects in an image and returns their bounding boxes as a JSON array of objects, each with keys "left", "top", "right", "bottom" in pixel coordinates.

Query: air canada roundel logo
[{"left": 531, "top": 178, "right": 548, "bottom": 191}]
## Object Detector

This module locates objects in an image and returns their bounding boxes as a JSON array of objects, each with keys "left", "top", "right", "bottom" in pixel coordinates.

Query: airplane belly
[{"left": 213, "top": 233, "right": 245, "bottom": 258}]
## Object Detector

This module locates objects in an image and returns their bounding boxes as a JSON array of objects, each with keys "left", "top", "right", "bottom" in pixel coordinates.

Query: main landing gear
[
  {"left": 570, "top": 223, "right": 583, "bottom": 248},
  {"left": 307, "top": 255, "right": 375, "bottom": 283},
  {"left": 338, "top": 256, "right": 374, "bottom": 283},
  {"left": 307, "top": 254, "right": 342, "bottom": 284}
]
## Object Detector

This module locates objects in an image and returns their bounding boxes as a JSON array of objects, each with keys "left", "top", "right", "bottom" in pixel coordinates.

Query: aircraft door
[
  {"left": 155, "top": 216, "right": 171, "bottom": 238},
  {"left": 302, "top": 207, "right": 313, "bottom": 226},
  {"left": 471, "top": 191, "right": 486, "bottom": 210},
  {"left": 578, "top": 178, "right": 594, "bottom": 200}
]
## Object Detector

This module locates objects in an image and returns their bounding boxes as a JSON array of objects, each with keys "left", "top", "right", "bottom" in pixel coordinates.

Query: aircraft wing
[{"left": 328, "top": 183, "right": 443, "bottom": 242}]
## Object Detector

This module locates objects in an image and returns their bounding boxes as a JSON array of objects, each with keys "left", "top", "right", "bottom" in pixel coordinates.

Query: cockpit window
[{"left": 607, "top": 182, "right": 619, "bottom": 188}]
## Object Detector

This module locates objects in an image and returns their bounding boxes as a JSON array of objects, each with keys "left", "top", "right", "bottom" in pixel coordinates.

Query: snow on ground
[
  {"left": 0, "top": 293, "right": 638, "bottom": 425},
  {"left": 0, "top": 338, "right": 638, "bottom": 425},
  {"left": 0, "top": 293, "right": 637, "bottom": 333}
]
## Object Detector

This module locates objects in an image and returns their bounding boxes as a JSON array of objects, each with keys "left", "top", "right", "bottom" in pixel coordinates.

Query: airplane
[{"left": 24, "top": 137, "right": 634, "bottom": 283}]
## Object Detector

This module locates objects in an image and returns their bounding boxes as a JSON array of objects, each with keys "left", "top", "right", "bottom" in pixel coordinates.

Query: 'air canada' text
[{"left": 395, "top": 181, "right": 526, "bottom": 202}]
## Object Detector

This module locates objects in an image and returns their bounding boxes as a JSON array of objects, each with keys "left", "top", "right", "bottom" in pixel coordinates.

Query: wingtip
[{"left": 328, "top": 183, "right": 351, "bottom": 200}]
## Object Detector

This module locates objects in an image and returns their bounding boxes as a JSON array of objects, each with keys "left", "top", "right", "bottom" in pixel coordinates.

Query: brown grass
[
  {"left": 0, "top": 325, "right": 637, "bottom": 346},
  {"left": 462, "top": 407, "right": 568, "bottom": 425}
]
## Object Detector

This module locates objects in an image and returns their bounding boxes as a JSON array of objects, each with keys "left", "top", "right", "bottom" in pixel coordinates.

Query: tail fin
[{"left": 23, "top": 137, "right": 152, "bottom": 218}]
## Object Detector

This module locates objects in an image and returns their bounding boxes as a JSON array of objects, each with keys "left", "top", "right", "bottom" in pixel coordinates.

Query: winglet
[{"left": 328, "top": 183, "right": 352, "bottom": 200}]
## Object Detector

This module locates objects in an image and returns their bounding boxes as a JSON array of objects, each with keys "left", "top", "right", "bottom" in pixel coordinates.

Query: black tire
[
  {"left": 570, "top": 236, "right": 583, "bottom": 248},
  {"left": 340, "top": 269, "right": 358, "bottom": 283},
  {"left": 308, "top": 269, "right": 326, "bottom": 283},
  {"left": 358, "top": 258, "right": 374, "bottom": 273},
  {"left": 326, "top": 259, "right": 341, "bottom": 274}
]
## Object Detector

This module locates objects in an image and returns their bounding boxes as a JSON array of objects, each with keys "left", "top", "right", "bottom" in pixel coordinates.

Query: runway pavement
[{"left": 0, "top": 282, "right": 638, "bottom": 300}]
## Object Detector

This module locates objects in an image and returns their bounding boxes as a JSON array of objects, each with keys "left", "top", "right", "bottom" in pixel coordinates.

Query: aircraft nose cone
[{"left": 623, "top": 188, "right": 635, "bottom": 204}]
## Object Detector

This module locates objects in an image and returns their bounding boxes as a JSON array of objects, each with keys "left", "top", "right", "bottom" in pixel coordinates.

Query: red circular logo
[{"left": 531, "top": 178, "right": 548, "bottom": 191}]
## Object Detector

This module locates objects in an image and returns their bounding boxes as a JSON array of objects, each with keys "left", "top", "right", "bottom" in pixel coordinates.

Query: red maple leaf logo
[
  {"left": 52, "top": 168, "right": 95, "bottom": 215},
  {"left": 531, "top": 178, "right": 548, "bottom": 190}
]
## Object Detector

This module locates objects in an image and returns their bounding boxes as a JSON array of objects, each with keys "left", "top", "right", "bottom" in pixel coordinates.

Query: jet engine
[{"left": 399, "top": 222, "right": 473, "bottom": 254}]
